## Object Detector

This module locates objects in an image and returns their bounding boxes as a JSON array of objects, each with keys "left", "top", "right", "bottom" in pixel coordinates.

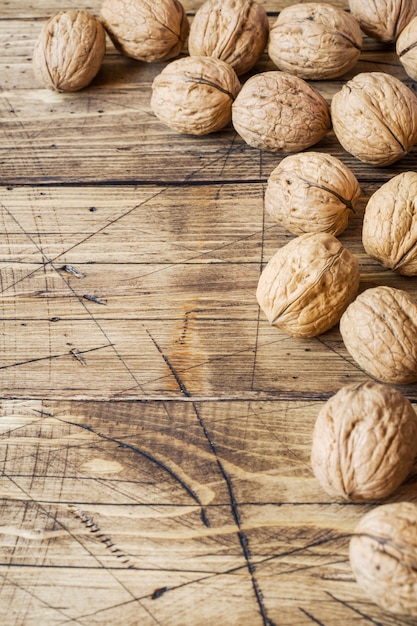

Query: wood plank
[
  {"left": 0, "top": 20, "right": 411, "bottom": 185},
  {"left": 0, "top": 399, "right": 414, "bottom": 625},
  {"left": 2, "top": 0, "right": 350, "bottom": 19},
  {"left": 2, "top": 184, "right": 417, "bottom": 400}
]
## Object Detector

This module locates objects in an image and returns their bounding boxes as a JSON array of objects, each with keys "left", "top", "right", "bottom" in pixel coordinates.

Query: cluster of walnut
[
  {"left": 32, "top": 0, "right": 190, "bottom": 92},
  {"left": 31, "top": 1, "right": 417, "bottom": 170},
  {"left": 255, "top": 3, "right": 417, "bottom": 619}
]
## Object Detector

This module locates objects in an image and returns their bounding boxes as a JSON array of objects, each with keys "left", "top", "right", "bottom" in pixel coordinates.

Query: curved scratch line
[{"left": 61, "top": 419, "right": 210, "bottom": 528}]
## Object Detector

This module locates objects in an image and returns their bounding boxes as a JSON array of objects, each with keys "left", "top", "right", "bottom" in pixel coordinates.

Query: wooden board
[{"left": 1, "top": 2, "right": 417, "bottom": 625}]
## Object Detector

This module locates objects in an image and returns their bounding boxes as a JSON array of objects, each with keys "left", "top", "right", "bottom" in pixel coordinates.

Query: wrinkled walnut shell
[
  {"left": 331, "top": 72, "right": 417, "bottom": 166},
  {"left": 350, "top": 502, "right": 417, "bottom": 617},
  {"left": 100, "top": 0, "right": 189, "bottom": 62},
  {"left": 397, "top": 16, "right": 417, "bottom": 81},
  {"left": 256, "top": 232, "right": 359, "bottom": 338},
  {"left": 188, "top": 0, "right": 269, "bottom": 76},
  {"left": 362, "top": 171, "right": 417, "bottom": 276},
  {"left": 232, "top": 71, "right": 331, "bottom": 153},
  {"left": 269, "top": 3, "right": 362, "bottom": 80},
  {"left": 340, "top": 286, "right": 417, "bottom": 384},
  {"left": 311, "top": 381, "right": 417, "bottom": 502},
  {"left": 151, "top": 56, "right": 241, "bottom": 135},
  {"left": 349, "top": 0, "right": 417, "bottom": 43},
  {"left": 265, "top": 152, "right": 360, "bottom": 236},
  {"left": 32, "top": 10, "right": 106, "bottom": 92}
]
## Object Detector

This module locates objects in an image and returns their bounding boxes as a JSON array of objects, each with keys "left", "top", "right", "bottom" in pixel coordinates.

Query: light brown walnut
[
  {"left": 100, "top": 0, "right": 189, "bottom": 62},
  {"left": 265, "top": 152, "right": 360, "bottom": 236},
  {"left": 268, "top": 3, "right": 362, "bottom": 80},
  {"left": 311, "top": 381, "right": 417, "bottom": 502},
  {"left": 350, "top": 502, "right": 417, "bottom": 617},
  {"left": 331, "top": 72, "right": 417, "bottom": 166},
  {"left": 340, "top": 286, "right": 417, "bottom": 384},
  {"left": 32, "top": 10, "right": 106, "bottom": 92},
  {"left": 188, "top": 0, "right": 269, "bottom": 76},
  {"left": 349, "top": 0, "right": 417, "bottom": 43},
  {"left": 362, "top": 171, "right": 417, "bottom": 276},
  {"left": 151, "top": 56, "right": 241, "bottom": 135},
  {"left": 397, "top": 16, "right": 417, "bottom": 81},
  {"left": 256, "top": 232, "right": 359, "bottom": 338},
  {"left": 232, "top": 71, "right": 331, "bottom": 153}
]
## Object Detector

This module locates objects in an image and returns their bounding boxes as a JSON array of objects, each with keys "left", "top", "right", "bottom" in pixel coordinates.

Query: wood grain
[
  {"left": 1, "top": 399, "right": 415, "bottom": 626},
  {"left": 1, "top": 1, "right": 417, "bottom": 625}
]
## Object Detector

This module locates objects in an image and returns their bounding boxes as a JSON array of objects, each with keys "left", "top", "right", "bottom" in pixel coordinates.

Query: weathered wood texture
[
  {"left": 1, "top": 1, "right": 417, "bottom": 625},
  {"left": 1, "top": 399, "right": 416, "bottom": 626}
]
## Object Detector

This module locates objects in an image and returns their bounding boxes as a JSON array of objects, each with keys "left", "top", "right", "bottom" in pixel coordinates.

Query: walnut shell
[
  {"left": 350, "top": 502, "right": 417, "bottom": 617},
  {"left": 151, "top": 56, "right": 241, "bottom": 135},
  {"left": 100, "top": 0, "right": 189, "bottom": 62},
  {"left": 331, "top": 72, "right": 417, "bottom": 166},
  {"left": 397, "top": 16, "right": 417, "bottom": 81},
  {"left": 32, "top": 10, "right": 106, "bottom": 92},
  {"left": 311, "top": 381, "right": 417, "bottom": 502},
  {"left": 362, "top": 172, "right": 417, "bottom": 276},
  {"left": 188, "top": 0, "right": 269, "bottom": 76},
  {"left": 232, "top": 71, "right": 331, "bottom": 153},
  {"left": 256, "top": 232, "right": 359, "bottom": 338},
  {"left": 340, "top": 286, "right": 417, "bottom": 384},
  {"left": 349, "top": 0, "right": 417, "bottom": 43},
  {"left": 268, "top": 3, "right": 362, "bottom": 80},
  {"left": 265, "top": 152, "right": 360, "bottom": 236}
]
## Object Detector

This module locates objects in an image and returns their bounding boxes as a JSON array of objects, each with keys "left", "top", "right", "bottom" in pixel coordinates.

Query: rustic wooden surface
[{"left": 1, "top": 1, "right": 417, "bottom": 625}]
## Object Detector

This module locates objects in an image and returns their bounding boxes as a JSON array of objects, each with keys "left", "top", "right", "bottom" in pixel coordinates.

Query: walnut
[
  {"left": 32, "top": 10, "right": 106, "bottom": 92},
  {"left": 268, "top": 3, "right": 362, "bottom": 80},
  {"left": 232, "top": 71, "right": 331, "bottom": 153},
  {"left": 350, "top": 502, "right": 417, "bottom": 617},
  {"left": 397, "top": 16, "right": 417, "bottom": 81},
  {"left": 311, "top": 381, "right": 417, "bottom": 502},
  {"left": 265, "top": 152, "right": 360, "bottom": 236},
  {"left": 188, "top": 0, "right": 269, "bottom": 76},
  {"left": 340, "top": 286, "right": 417, "bottom": 384},
  {"left": 256, "top": 232, "right": 359, "bottom": 338},
  {"left": 362, "top": 172, "right": 417, "bottom": 276},
  {"left": 100, "top": 0, "right": 189, "bottom": 62},
  {"left": 151, "top": 56, "right": 241, "bottom": 135},
  {"left": 331, "top": 72, "right": 417, "bottom": 166},
  {"left": 349, "top": 0, "right": 417, "bottom": 43}
]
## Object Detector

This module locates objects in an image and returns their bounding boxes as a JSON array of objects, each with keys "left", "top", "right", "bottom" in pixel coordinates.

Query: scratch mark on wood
[
  {"left": 0, "top": 344, "right": 112, "bottom": 371},
  {"left": 70, "top": 348, "right": 87, "bottom": 366},
  {"left": 299, "top": 607, "right": 326, "bottom": 625},
  {"left": 184, "top": 141, "right": 247, "bottom": 182},
  {"left": 3, "top": 474, "right": 145, "bottom": 618},
  {"left": 261, "top": 534, "right": 351, "bottom": 568},
  {"left": 145, "top": 328, "right": 191, "bottom": 397},
  {"left": 151, "top": 586, "right": 170, "bottom": 600},
  {"left": 83, "top": 294, "right": 107, "bottom": 305},
  {"left": 190, "top": 402, "right": 276, "bottom": 625},
  {"left": 69, "top": 505, "right": 135, "bottom": 568},
  {"left": 0, "top": 568, "right": 84, "bottom": 624},
  {"left": 146, "top": 353, "right": 276, "bottom": 625},
  {"left": 325, "top": 592, "right": 384, "bottom": 625},
  {"left": 0, "top": 193, "right": 162, "bottom": 395},
  {"left": 57, "top": 417, "right": 210, "bottom": 528},
  {"left": 52, "top": 187, "right": 168, "bottom": 264},
  {"left": 316, "top": 336, "right": 365, "bottom": 373},
  {"left": 219, "top": 134, "right": 237, "bottom": 177},
  {"left": 251, "top": 184, "right": 266, "bottom": 392},
  {"left": 60, "top": 264, "right": 85, "bottom": 279},
  {"left": 31, "top": 408, "right": 54, "bottom": 417}
]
